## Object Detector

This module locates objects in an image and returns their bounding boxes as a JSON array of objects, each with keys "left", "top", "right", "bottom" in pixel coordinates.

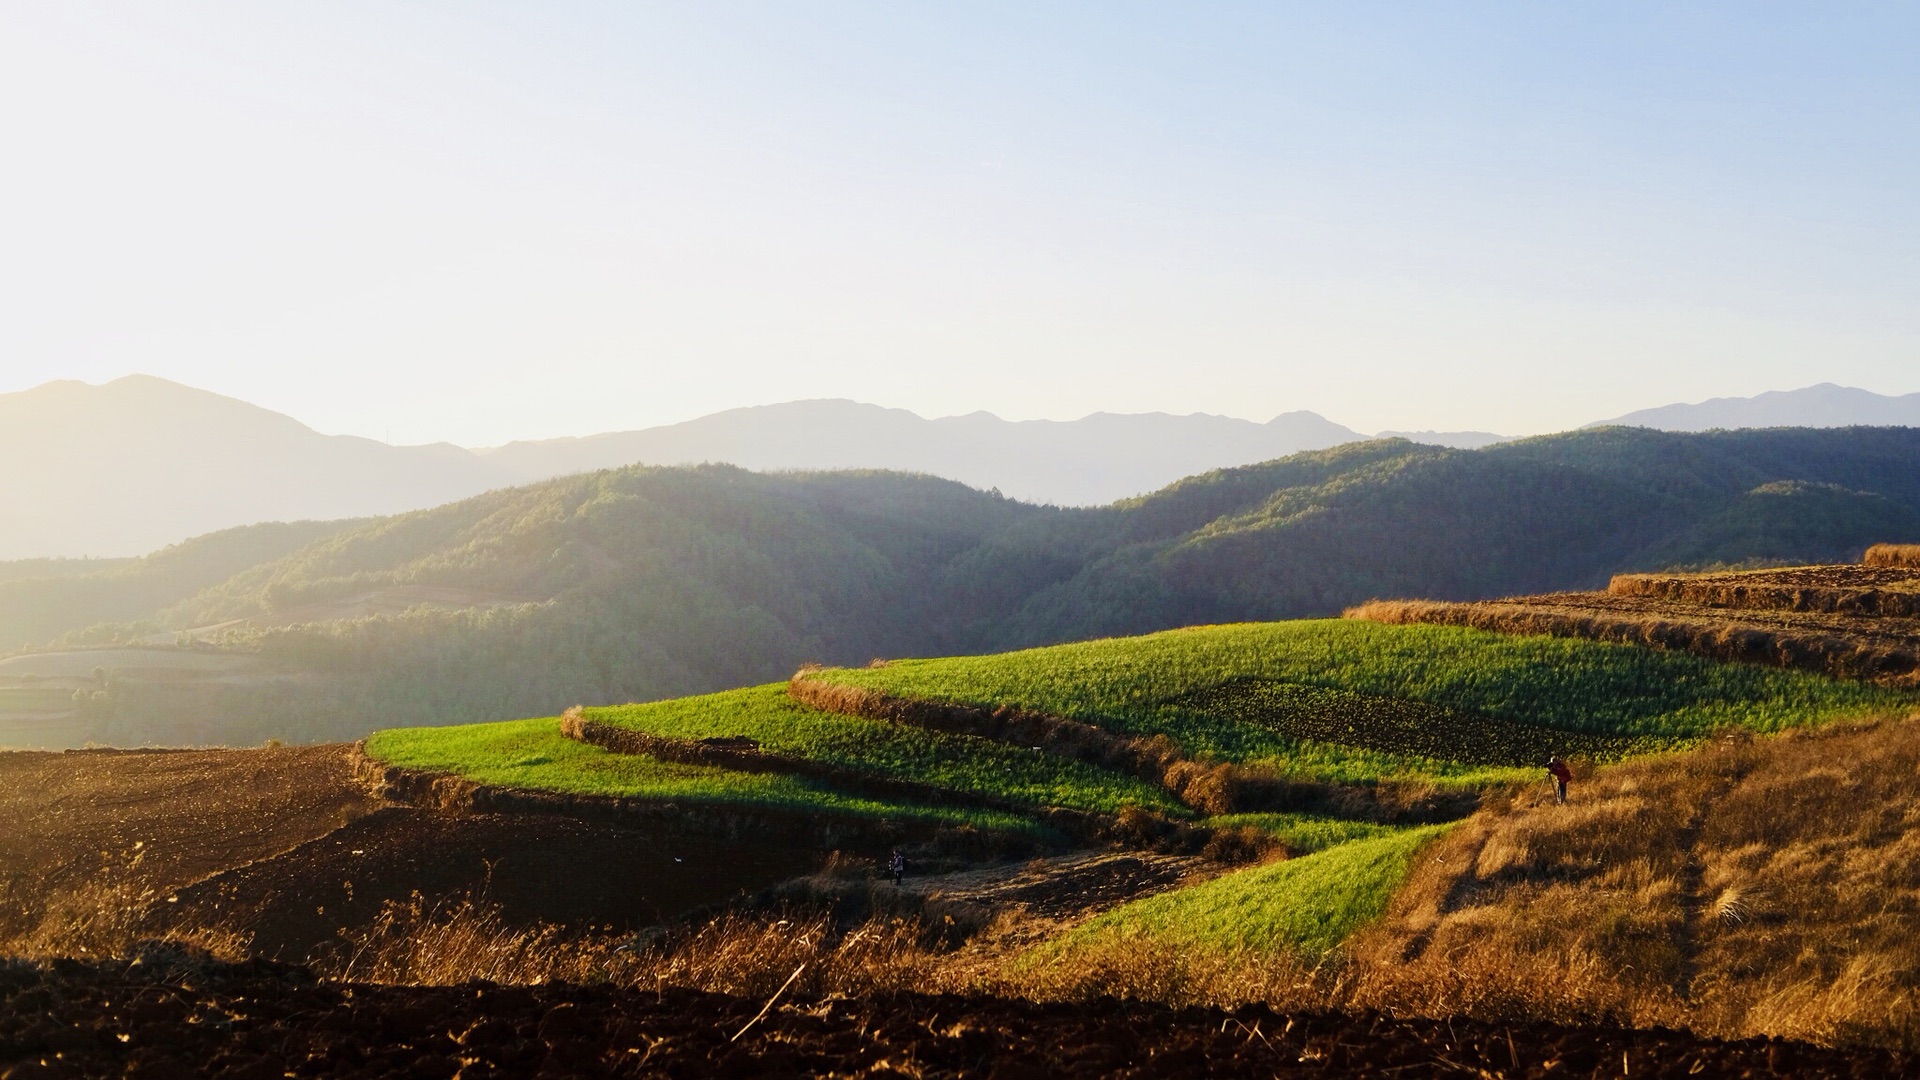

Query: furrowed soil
[
  {"left": 3, "top": 954, "right": 1909, "bottom": 1080},
  {"left": 0, "top": 746, "right": 375, "bottom": 912}
]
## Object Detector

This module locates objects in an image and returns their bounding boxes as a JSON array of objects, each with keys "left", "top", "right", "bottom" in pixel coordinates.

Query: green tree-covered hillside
[{"left": 9, "top": 426, "right": 1920, "bottom": 744}]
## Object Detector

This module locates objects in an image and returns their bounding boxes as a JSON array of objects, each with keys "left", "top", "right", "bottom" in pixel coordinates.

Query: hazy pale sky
[{"left": 3, "top": 2, "right": 1917, "bottom": 445}]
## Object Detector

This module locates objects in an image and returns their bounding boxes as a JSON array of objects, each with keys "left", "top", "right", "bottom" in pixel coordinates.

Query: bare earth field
[
  {"left": 0, "top": 745, "right": 829, "bottom": 964},
  {"left": 0, "top": 746, "right": 373, "bottom": 912},
  {"left": 2, "top": 953, "right": 1910, "bottom": 1079}
]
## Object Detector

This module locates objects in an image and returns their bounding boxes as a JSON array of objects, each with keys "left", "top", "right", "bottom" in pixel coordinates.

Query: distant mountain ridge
[
  {"left": 9, "top": 375, "right": 1918, "bottom": 559},
  {"left": 0, "top": 379, "right": 1382, "bottom": 557},
  {"left": 0, "top": 376, "right": 517, "bottom": 560},
  {"left": 1594, "top": 383, "right": 1920, "bottom": 431},
  {"left": 477, "top": 400, "right": 1368, "bottom": 506}
]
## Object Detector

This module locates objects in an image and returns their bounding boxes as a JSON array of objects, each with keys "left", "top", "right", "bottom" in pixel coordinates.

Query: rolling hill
[{"left": 4, "top": 425, "right": 1920, "bottom": 747}]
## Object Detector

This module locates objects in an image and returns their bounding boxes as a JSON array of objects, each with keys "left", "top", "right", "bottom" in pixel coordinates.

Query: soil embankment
[
  {"left": 1350, "top": 594, "right": 1920, "bottom": 684},
  {"left": 1351, "top": 559, "right": 1920, "bottom": 685}
]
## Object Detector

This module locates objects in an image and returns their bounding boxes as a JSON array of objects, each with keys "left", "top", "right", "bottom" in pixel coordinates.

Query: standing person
[
  {"left": 1546, "top": 756, "right": 1573, "bottom": 804},
  {"left": 889, "top": 849, "right": 907, "bottom": 887}
]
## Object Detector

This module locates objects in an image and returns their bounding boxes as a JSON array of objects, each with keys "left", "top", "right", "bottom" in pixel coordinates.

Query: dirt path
[{"left": 1, "top": 954, "right": 1906, "bottom": 1078}]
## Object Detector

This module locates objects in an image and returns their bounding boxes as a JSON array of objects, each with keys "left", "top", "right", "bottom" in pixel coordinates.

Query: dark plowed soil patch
[
  {"left": 903, "top": 851, "right": 1208, "bottom": 920},
  {"left": 1, "top": 956, "right": 1909, "bottom": 1079},
  {"left": 0, "top": 745, "right": 374, "bottom": 902},
  {"left": 159, "top": 808, "right": 821, "bottom": 960}
]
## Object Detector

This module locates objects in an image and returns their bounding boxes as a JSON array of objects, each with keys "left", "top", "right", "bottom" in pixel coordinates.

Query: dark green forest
[{"left": 7, "top": 426, "right": 1919, "bottom": 745}]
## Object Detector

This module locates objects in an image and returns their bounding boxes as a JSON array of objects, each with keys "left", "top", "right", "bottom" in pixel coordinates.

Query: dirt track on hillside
[{"left": 2, "top": 953, "right": 1908, "bottom": 1079}]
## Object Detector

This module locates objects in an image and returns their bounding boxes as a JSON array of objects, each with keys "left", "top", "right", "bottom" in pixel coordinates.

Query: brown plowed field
[
  {"left": 0, "top": 745, "right": 375, "bottom": 910},
  {"left": 4, "top": 954, "right": 1910, "bottom": 1079},
  {"left": 0, "top": 746, "right": 865, "bottom": 962}
]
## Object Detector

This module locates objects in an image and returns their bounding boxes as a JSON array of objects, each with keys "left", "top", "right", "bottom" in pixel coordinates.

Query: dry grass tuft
[
  {"left": 0, "top": 869, "right": 251, "bottom": 964},
  {"left": 320, "top": 892, "right": 958, "bottom": 999},
  {"left": 1865, "top": 544, "right": 1920, "bottom": 569}
]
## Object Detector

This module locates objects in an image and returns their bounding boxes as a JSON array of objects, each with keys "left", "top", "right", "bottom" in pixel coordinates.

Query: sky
[{"left": 2, "top": 2, "right": 1917, "bottom": 446}]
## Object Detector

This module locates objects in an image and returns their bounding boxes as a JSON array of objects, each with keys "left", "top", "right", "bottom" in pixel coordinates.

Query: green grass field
[
  {"left": 1202, "top": 812, "right": 1408, "bottom": 854},
  {"left": 807, "top": 620, "right": 1909, "bottom": 782},
  {"left": 364, "top": 718, "right": 1044, "bottom": 834},
  {"left": 583, "top": 686, "right": 1183, "bottom": 815},
  {"left": 1036, "top": 825, "right": 1450, "bottom": 961}
]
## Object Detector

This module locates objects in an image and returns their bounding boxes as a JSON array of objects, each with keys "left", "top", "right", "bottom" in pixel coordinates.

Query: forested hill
[{"left": 8, "top": 425, "right": 1920, "bottom": 744}]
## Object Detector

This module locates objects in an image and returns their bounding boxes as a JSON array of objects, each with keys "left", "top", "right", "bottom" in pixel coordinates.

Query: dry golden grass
[
  {"left": 0, "top": 868, "right": 251, "bottom": 964},
  {"left": 321, "top": 892, "right": 955, "bottom": 999},
  {"left": 1866, "top": 544, "right": 1920, "bottom": 568},
  {"left": 1609, "top": 569, "right": 1920, "bottom": 618},
  {"left": 1338, "top": 717, "right": 1920, "bottom": 1049}
]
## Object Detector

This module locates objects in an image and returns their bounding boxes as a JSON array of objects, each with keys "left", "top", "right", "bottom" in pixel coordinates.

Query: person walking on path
[
  {"left": 1546, "top": 756, "right": 1573, "bottom": 804},
  {"left": 889, "top": 850, "right": 907, "bottom": 887}
]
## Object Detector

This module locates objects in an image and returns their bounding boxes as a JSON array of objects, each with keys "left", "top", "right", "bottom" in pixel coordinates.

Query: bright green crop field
[
  {"left": 1035, "top": 825, "right": 1450, "bottom": 962},
  {"left": 584, "top": 685, "right": 1183, "bottom": 816},
  {"left": 365, "top": 718, "right": 1044, "bottom": 834},
  {"left": 807, "top": 620, "right": 1909, "bottom": 782}
]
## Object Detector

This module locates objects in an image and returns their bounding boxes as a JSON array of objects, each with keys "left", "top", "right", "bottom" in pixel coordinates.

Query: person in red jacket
[{"left": 1546, "top": 756, "right": 1573, "bottom": 804}]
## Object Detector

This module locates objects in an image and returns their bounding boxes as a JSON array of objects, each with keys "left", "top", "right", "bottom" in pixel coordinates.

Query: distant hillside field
[
  {"left": 364, "top": 619, "right": 1908, "bottom": 838},
  {"left": 8, "top": 425, "right": 1920, "bottom": 747}
]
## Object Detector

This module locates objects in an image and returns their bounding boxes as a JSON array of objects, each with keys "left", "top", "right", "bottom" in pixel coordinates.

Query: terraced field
[
  {"left": 795, "top": 620, "right": 1906, "bottom": 785},
  {"left": 1354, "top": 558, "right": 1920, "bottom": 686},
  {"left": 365, "top": 718, "right": 1047, "bottom": 836},
  {"left": 581, "top": 686, "right": 1183, "bottom": 816},
  {"left": 360, "top": 614, "right": 1910, "bottom": 945}
]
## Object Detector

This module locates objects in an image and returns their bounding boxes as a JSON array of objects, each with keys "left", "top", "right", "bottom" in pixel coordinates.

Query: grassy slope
[
  {"left": 1202, "top": 812, "right": 1407, "bottom": 854},
  {"left": 584, "top": 685, "right": 1182, "bottom": 816},
  {"left": 1040, "top": 826, "right": 1450, "bottom": 960},
  {"left": 364, "top": 719, "right": 1041, "bottom": 833},
  {"left": 810, "top": 621, "right": 1909, "bottom": 783}
]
